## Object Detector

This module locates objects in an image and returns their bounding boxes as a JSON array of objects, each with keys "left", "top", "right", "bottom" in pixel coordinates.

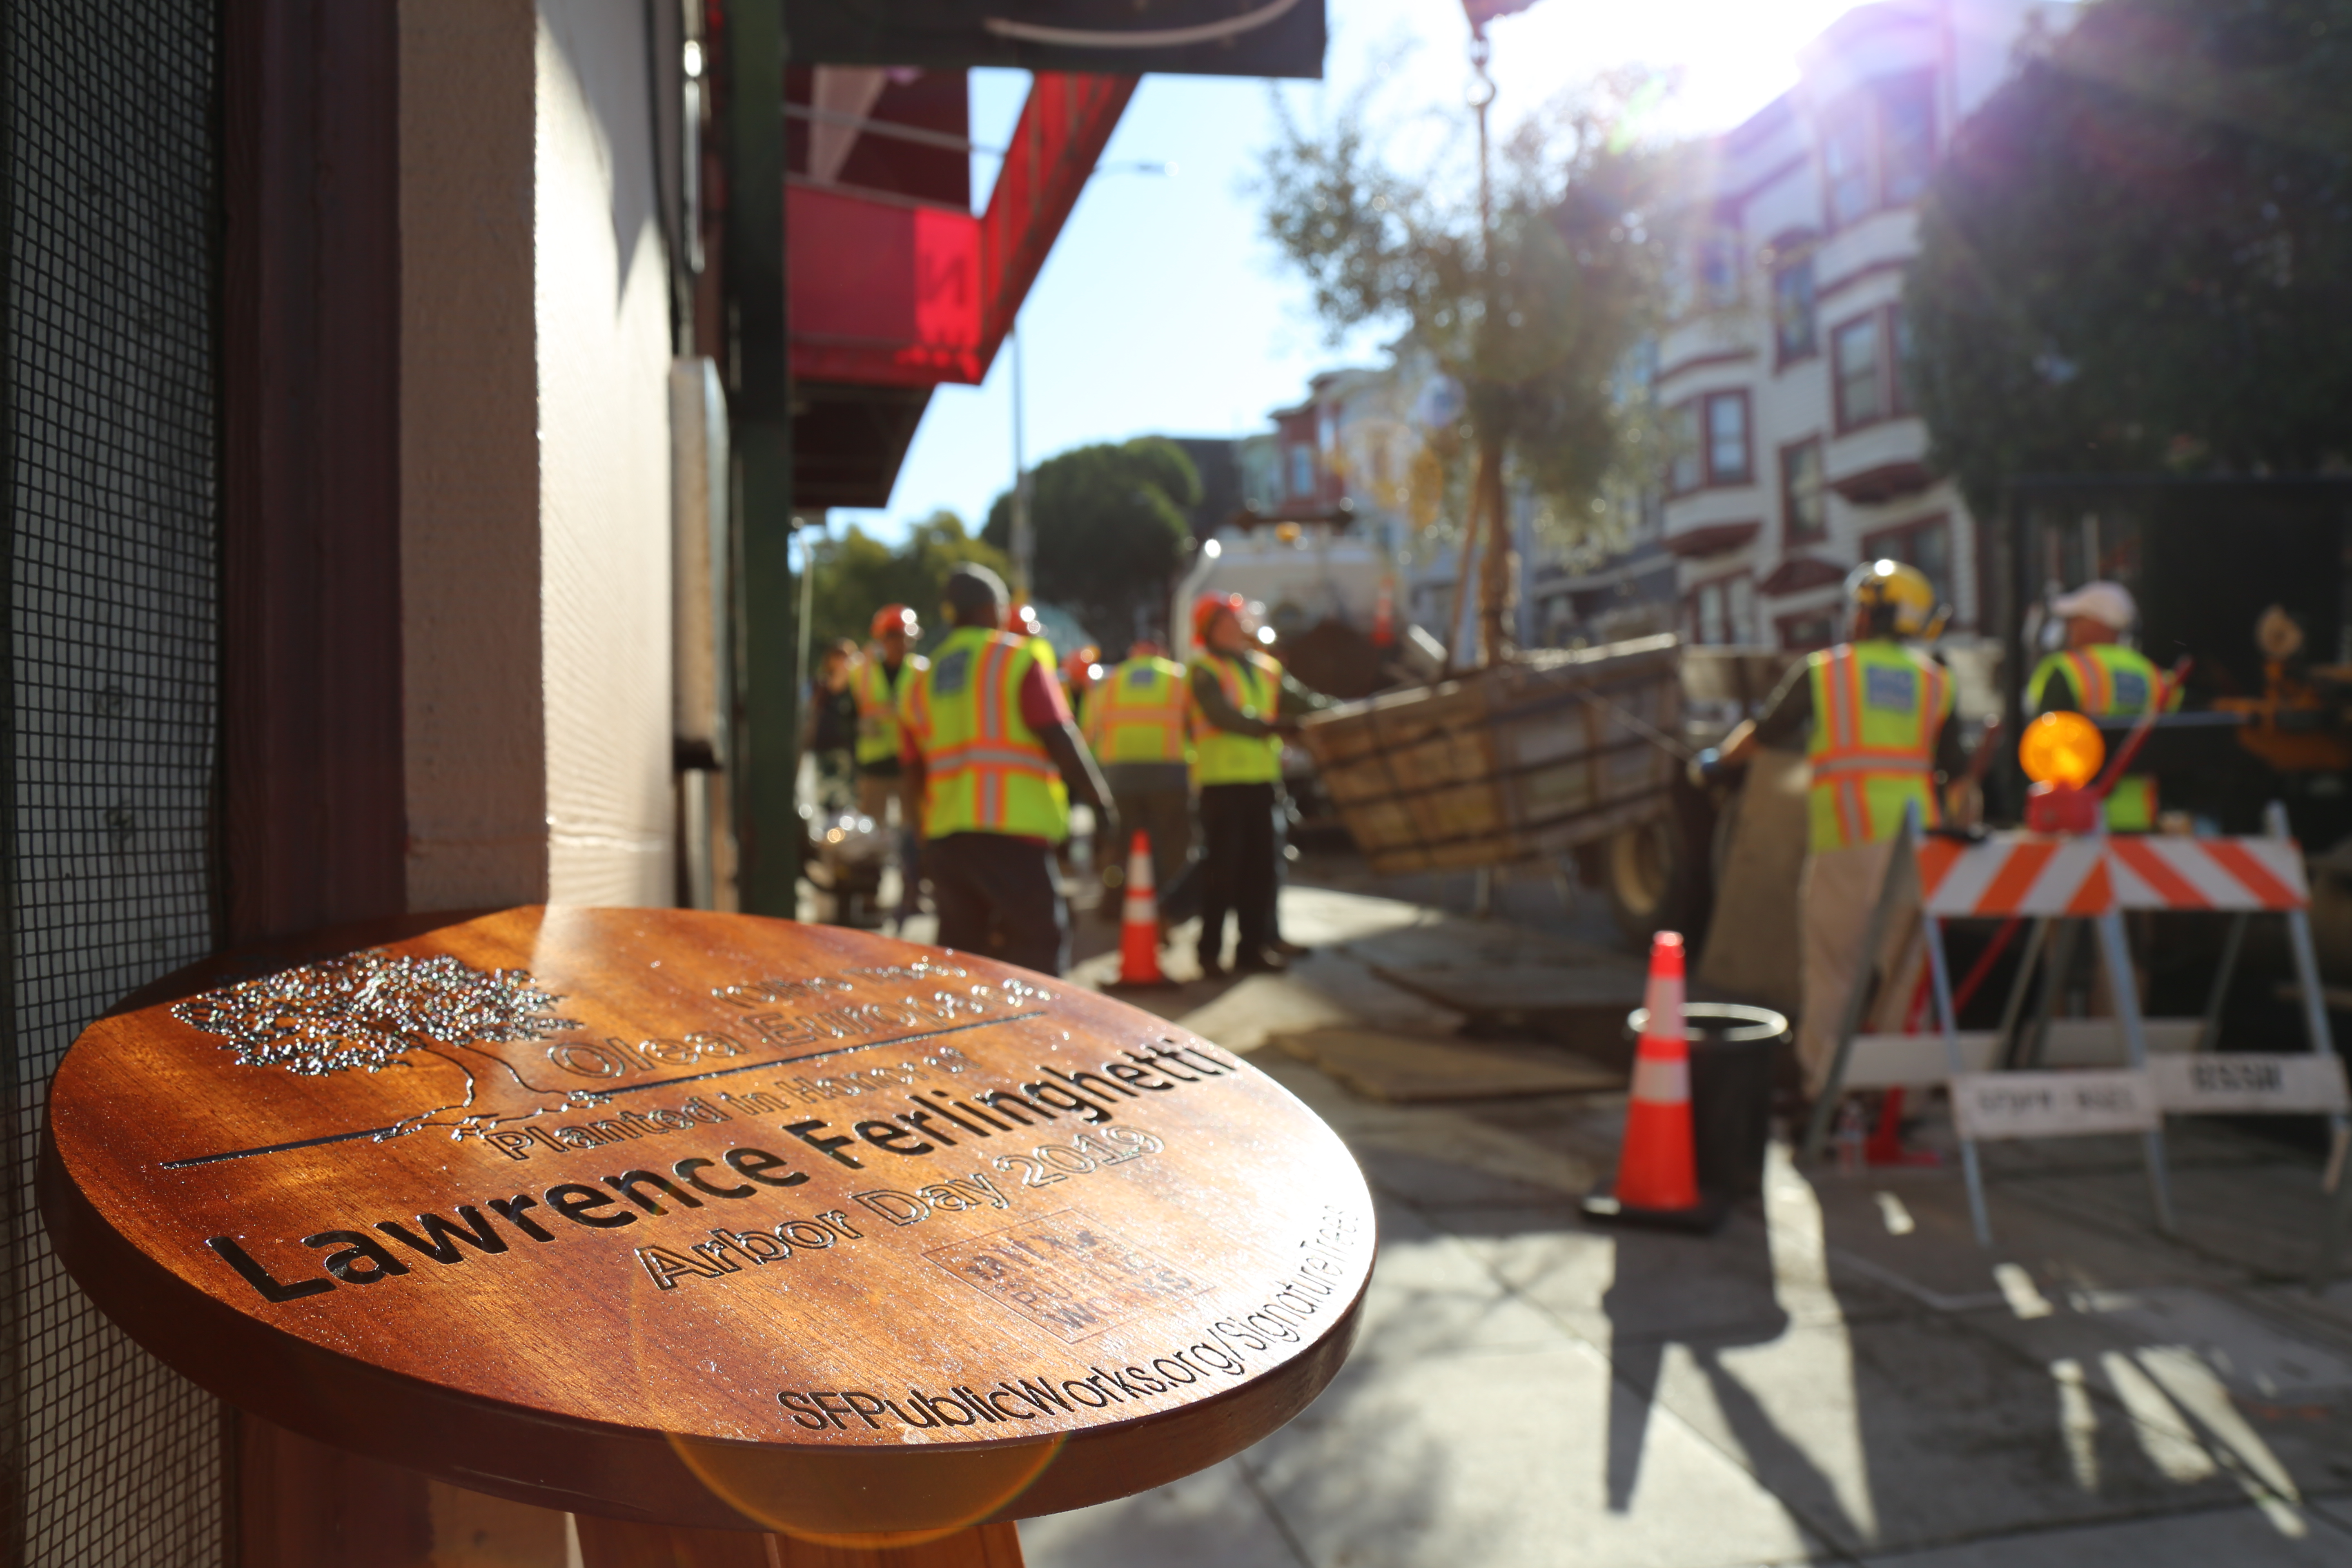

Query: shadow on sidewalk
[{"left": 1600, "top": 1221, "right": 1815, "bottom": 1517}]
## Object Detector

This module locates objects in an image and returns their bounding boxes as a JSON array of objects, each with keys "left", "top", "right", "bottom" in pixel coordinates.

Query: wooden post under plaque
[{"left": 40, "top": 908, "right": 1375, "bottom": 1564}]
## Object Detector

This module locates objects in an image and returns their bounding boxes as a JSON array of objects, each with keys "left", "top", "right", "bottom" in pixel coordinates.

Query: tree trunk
[
  {"left": 1442, "top": 502, "right": 1480, "bottom": 678},
  {"left": 1474, "top": 436, "right": 1513, "bottom": 668}
]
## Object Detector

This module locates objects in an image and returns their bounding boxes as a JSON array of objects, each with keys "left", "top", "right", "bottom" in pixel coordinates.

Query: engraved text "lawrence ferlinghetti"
[
  {"left": 760, "top": 1041, "right": 1234, "bottom": 1170},
  {"left": 201, "top": 1041, "right": 1237, "bottom": 1305}
]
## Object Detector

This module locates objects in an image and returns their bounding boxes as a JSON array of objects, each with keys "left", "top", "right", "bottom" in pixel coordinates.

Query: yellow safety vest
[
  {"left": 1083, "top": 656, "right": 1191, "bottom": 765},
  {"left": 851, "top": 656, "right": 925, "bottom": 767},
  {"left": 1188, "top": 650, "right": 1285, "bottom": 786},
  {"left": 2027, "top": 644, "right": 2176, "bottom": 831},
  {"left": 900, "top": 627, "right": 1068, "bottom": 842},
  {"left": 1805, "top": 640, "right": 1952, "bottom": 853}
]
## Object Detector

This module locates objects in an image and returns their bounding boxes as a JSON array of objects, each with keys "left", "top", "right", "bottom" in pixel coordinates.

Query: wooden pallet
[{"left": 1298, "top": 635, "right": 1682, "bottom": 874}]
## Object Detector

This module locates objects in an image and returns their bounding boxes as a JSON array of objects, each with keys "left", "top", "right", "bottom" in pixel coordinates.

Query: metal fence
[{"left": 3, "top": 3, "right": 227, "bottom": 1564}]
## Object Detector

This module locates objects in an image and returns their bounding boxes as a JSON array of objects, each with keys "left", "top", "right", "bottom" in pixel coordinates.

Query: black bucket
[{"left": 1625, "top": 1003, "right": 1789, "bottom": 1201}]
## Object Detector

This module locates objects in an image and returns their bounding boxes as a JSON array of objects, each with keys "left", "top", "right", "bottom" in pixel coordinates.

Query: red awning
[
  {"left": 787, "top": 72, "right": 1135, "bottom": 388},
  {"left": 789, "top": 187, "right": 986, "bottom": 385}
]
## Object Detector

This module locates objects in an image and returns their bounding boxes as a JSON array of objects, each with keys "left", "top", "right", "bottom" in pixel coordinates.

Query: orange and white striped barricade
[
  {"left": 2102, "top": 814, "right": 2345, "bottom": 1130},
  {"left": 1924, "top": 821, "right": 2175, "bottom": 1245},
  {"left": 1811, "top": 803, "right": 2347, "bottom": 1255},
  {"left": 2111, "top": 806, "right": 2350, "bottom": 1282},
  {"left": 1812, "top": 835, "right": 2129, "bottom": 1096},
  {"left": 1803, "top": 807, "right": 2172, "bottom": 1248}
]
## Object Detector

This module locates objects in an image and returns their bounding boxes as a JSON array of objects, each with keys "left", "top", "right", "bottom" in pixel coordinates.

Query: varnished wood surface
[
  {"left": 575, "top": 1516, "right": 1027, "bottom": 1568},
  {"left": 42, "top": 908, "right": 1374, "bottom": 1535}
]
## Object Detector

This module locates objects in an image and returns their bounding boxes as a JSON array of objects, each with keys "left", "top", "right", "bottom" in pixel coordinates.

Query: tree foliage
[
  {"left": 982, "top": 437, "right": 1198, "bottom": 648},
  {"left": 1258, "top": 73, "right": 1681, "bottom": 530},
  {"left": 802, "top": 511, "right": 1011, "bottom": 652},
  {"left": 1907, "top": 0, "right": 2352, "bottom": 513}
]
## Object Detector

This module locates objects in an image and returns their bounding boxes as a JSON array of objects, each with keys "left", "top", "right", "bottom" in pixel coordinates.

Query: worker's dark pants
[
  {"left": 1111, "top": 784, "right": 1194, "bottom": 918},
  {"left": 1197, "top": 781, "right": 1277, "bottom": 966},
  {"left": 926, "top": 832, "right": 1069, "bottom": 977}
]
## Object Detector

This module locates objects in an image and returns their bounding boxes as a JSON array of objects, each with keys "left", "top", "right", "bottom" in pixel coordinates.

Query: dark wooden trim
[
  {"left": 1664, "top": 520, "right": 1762, "bottom": 559},
  {"left": 219, "top": 0, "right": 406, "bottom": 946},
  {"left": 1860, "top": 511, "right": 1951, "bottom": 556},
  {"left": 1666, "top": 389, "right": 1758, "bottom": 497},
  {"left": 1760, "top": 555, "right": 1848, "bottom": 597},
  {"left": 1817, "top": 255, "right": 1907, "bottom": 305},
  {"left": 1829, "top": 306, "right": 1891, "bottom": 434},
  {"left": 1832, "top": 460, "right": 1936, "bottom": 506},
  {"left": 238, "top": 1415, "right": 435, "bottom": 1568},
  {"left": 1656, "top": 347, "right": 1756, "bottom": 384}
]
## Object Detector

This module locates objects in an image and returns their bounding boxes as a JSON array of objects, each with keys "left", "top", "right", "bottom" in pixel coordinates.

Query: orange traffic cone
[
  {"left": 1581, "top": 931, "right": 1726, "bottom": 1232},
  {"left": 1116, "top": 831, "right": 1167, "bottom": 987}
]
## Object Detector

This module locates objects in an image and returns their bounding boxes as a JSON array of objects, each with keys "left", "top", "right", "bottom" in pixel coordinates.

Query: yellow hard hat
[{"left": 1844, "top": 559, "right": 1940, "bottom": 638}]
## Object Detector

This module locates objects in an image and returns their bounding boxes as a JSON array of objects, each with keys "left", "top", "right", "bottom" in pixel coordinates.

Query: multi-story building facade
[
  {"left": 1657, "top": 0, "right": 2047, "bottom": 650},
  {"left": 1241, "top": 366, "right": 1420, "bottom": 548},
  {"left": 1245, "top": 352, "right": 1680, "bottom": 655}
]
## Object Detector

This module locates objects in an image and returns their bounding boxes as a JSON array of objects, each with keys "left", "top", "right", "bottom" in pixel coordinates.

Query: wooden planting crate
[{"left": 1298, "top": 633, "right": 1683, "bottom": 874}]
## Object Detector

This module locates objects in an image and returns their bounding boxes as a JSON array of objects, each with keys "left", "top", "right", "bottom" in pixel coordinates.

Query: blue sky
[{"left": 828, "top": 0, "right": 1875, "bottom": 546}]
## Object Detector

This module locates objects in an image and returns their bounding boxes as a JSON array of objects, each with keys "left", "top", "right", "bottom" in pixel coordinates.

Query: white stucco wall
[{"left": 535, "top": 0, "right": 676, "bottom": 905}]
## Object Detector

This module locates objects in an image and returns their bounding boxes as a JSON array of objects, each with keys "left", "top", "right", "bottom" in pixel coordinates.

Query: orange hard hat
[
  {"left": 1193, "top": 592, "right": 1245, "bottom": 645},
  {"left": 1063, "top": 645, "right": 1100, "bottom": 682},
  {"left": 1013, "top": 603, "right": 1044, "bottom": 638},
  {"left": 870, "top": 604, "right": 918, "bottom": 639}
]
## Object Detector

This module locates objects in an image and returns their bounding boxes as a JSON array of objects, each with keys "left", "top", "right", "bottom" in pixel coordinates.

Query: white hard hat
[{"left": 2051, "top": 580, "right": 2136, "bottom": 631}]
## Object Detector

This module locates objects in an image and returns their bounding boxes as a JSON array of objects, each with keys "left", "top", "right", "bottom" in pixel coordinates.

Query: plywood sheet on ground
[
  {"left": 1698, "top": 745, "right": 1809, "bottom": 1016},
  {"left": 1372, "top": 964, "right": 1652, "bottom": 1015},
  {"left": 1273, "top": 1026, "right": 1622, "bottom": 1103}
]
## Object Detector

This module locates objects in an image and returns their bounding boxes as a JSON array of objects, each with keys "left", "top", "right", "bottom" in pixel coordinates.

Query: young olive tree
[{"left": 1260, "top": 74, "right": 1679, "bottom": 664}]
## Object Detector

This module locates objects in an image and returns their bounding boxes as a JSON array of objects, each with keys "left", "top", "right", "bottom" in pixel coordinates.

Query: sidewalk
[{"left": 1017, "top": 877, "right": 2352, "bottom": 1568}]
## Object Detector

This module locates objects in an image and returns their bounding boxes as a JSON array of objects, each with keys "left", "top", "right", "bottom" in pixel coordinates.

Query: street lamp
[{"left": 1004, "top": 156, "right": 1175, "bottom": 601}]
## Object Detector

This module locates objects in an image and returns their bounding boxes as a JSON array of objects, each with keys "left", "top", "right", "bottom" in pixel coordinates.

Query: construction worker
[
  {"left": 898, "top": 564, "right": 1114, "bottom": 977},
  {"left": 1012, "top": 601, "right": 1051, "bottom": 662},
  {"left": 1188, "top": 593, "right": 1327, "bottom": 976},
  {"left": 801, "top": 637, "right": 861, "bottom": 815},
  {"left": 853, "top": 605, "right": 926, "bottom": 921},
  {"left": 1083, "top": 639, "right": 1194, "bottom": 903},
  {"left": 2028, "top": 581, "right": 2178, "bottom": 830},
  {"left": 1716, "top": 561, "right": 1970, "bottom": 1093},
  {"left": 1063, "top": 644, "right": 1102, "bottom": 707}
]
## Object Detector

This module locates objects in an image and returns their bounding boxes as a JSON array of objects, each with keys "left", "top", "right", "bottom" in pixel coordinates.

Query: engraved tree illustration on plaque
[{"left": 173, "top": 949, "right": 600, "bottom": 1138}]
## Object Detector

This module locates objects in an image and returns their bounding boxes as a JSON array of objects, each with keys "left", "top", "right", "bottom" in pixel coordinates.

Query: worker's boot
[{"left": 1235, "top": 949, "right": 1290, "bottom": 975}]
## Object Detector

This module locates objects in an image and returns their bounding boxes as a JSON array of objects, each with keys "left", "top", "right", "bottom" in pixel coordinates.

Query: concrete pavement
[{"left": 1016, "top": 875, "right": 2352, "bottom": 1568}]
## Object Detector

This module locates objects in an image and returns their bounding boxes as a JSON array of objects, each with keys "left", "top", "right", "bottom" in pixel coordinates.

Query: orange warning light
[{"left": 2018, "top": 711, "right": 2105, "bottom": 789}]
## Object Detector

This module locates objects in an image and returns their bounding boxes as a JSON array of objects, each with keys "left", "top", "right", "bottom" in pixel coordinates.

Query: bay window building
[{"left": 1657, "top": 0, "right": 2051, "bottom": 648}]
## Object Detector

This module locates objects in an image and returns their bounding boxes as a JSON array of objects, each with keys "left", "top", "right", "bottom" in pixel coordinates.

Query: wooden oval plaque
[{"left": 40, "top": 908, "right": 1373, "bottom": 1535}]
